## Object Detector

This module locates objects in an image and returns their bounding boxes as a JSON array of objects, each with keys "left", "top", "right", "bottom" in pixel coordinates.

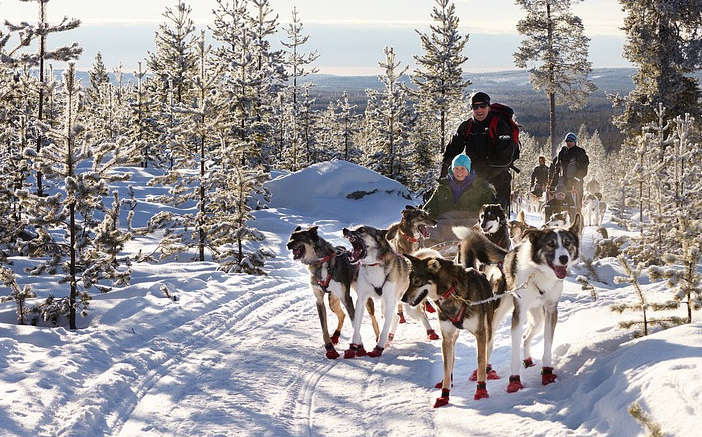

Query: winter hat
[
  {"left": 564, "top": 132, "right": 577, "bottom": 143},
  {"left": 451, "top": 154, "right": 471, "bottom": 172},
  {"left": 471, "top": 91, "right": 490, "bottom": 105}
]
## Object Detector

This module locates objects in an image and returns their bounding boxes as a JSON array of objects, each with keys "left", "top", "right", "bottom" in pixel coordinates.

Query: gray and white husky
[
  {"left": 342, "top": 225, "right": 410, "bottom": 358},
  {"left": 386, "top": 205, "right": 439, "bottom": 340},
  {"left": 502, "top": 214, "right": 581, "bottom": 393},
  {"left": 287, "top": 226, "right": 380, "bottom": 359}
]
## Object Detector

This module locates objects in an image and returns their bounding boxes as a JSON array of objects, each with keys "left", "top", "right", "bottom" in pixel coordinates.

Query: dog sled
[
  {"left": 543, "top": 187, "right": 580, "bottom": 222},
  {"left": 421, "top": 210, "right": 481, "bottom": 259}
]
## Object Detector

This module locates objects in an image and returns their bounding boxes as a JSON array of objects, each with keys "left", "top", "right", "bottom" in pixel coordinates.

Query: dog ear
[
  {"left": 569, "top": 213, "right": 582, "bottom": 234},
  {"left": 342, "top": 228, "right": 349, "bottom": 237},
  {"left": 404, "top": 254, "right": 419, "bottom": 265},
  {"left": 405, "top": 204, "right": 416, "bottom": 210},
  {"left": 309, "top": 226, "right": 318, "bottom": 236},
  {"left": 427, "top": 258, "right": 441, "bottom": 273},
  {"left": 524, "top": 229, "right": 543, "bottom": 245},
  {"left": 294, "top": 226, "right": 302, "bottom": 232}
]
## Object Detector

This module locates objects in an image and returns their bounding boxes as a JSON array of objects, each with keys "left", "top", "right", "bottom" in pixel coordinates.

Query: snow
[{"left": 1, "top": 159, "right": 700, "bottom": 437}]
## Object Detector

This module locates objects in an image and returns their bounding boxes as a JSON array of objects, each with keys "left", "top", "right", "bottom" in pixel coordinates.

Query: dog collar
[
  {"left": 440, "top": 286, "right": 456, "bottom": 300},
  {"left": 400, "top": 230, "right": 418, "bottom": 243},
  {"left": 316, "top": 253, "right": 334, "bottom": 266}
]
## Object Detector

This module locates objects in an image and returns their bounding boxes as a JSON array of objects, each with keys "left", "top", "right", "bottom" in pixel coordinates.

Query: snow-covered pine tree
[
  {"left": 5, "top": 0, "right": 82, "bottom": 196},
  {"left": 314, "top": 99, "right": 338, "bottom": 163},
  {"left": 19, "top": 63, "right": 137, "bottom": 329},
  {"left": 148, "top": 31, "right": 227, "bottom": 262},
  {"left": 129, "top": 62, "right": 161, "bottom": 168},
  {"left": 297, "top": 83, "right": 320, "bottom": 165},
  {"left": 86, "top": 52, "right": 109, "bottom": 106},
  {"left": 337, "top": 91, "right": 360, "bottom": 162},
  {"left": 412, "top": 0, "right": 470, "bottom": 154},
  {"left": 0, "top": 266, "right": 36, "bottom": 325},
  {"left": 407, "top": 98, "right": 440, "bottom": 194},
  {"left": 612, "top": 255, "right": 684, "bottom": 337},
  {"left": 147, "top": 0, "right": 197, "bottom": 105},
  {"left": 281, "top": 6, "right": 319, "bottom": 171},
  {"left": 612, "top": 0, "right": 702, "bottom": 140},
  {"left": 514, "top": 0, "right": 596, "bottom": 157}
]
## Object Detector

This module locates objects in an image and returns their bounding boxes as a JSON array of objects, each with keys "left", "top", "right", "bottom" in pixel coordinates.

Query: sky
[{"left": 1, "top": 0, "right": 630, "bottom": 75}]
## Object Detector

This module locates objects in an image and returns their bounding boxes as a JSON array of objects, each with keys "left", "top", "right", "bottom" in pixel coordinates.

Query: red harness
[
  {"left": 438, "top": 285, "right": 467, "bottom": 324},
  {"left": 400, "top": 230, "right": 418, "bottom": 243},
  {"left": 316, "top": 253, "right": 335, "bottom": 290}
]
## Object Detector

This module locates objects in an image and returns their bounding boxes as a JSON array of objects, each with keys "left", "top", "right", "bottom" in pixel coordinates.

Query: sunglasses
[{"left": 471, "top": 103, "right": 489, "bottom": 110}]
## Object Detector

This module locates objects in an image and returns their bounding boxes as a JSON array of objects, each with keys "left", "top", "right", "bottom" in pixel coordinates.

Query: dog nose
[{"left": 559, "top": 255, "right": 569, "bottom": 264}]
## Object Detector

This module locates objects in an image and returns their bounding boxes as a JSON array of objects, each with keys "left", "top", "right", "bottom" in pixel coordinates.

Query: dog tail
[
  {"left": 517, "top": 210, "right": 526, "bottom": 223},
  {"left": 453, "top": 227, "right": 508, "bottom": 269}
]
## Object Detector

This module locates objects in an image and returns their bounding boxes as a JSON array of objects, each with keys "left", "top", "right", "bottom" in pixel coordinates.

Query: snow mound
[{"left": 265, "top": 160, "right": 413, "bottom": 226}]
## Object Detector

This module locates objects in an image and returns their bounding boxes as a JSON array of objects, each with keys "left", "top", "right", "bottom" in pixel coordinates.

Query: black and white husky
[
  {"left": 473, "top": 203, "right": 511, "bottom": 250},
  {"left": 342, "top": 225, "right": 410, "bottom": 358},
  {"left": 287, "top": 226, "right": 380, "bottom": 359},
  {"left": 502, "top": 214, "right": 582, "bottom": 393}
]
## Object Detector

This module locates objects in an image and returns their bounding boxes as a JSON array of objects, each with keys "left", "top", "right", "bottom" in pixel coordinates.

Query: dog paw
[
  {"left": 427, "top": 329, "right": 440, "bottom": 340},
  {"left": 523, "top": 357, "right": 535, "bottom": 368},
  {"left": 469, "top": 365, "right": 499, "bottom": 381},
  {"left": 433, "top": 389, "right": 451, "bottom": 408},
  {"left": 325, "top": 344, "right": 340, "bottom": 359},
  {"left": 474, "top": 382, "right": 489, "bottom": 400},
  {"left": 506, "top": 375, "right": 523, "bottom": 393},
  {"left": 367, "top": 346, "right": 384, "bottom": 357},
  {"left": 541, "top": 367, "right": 557, "bottom": 385},
  {"left": 330, "top": 330, "right": 341, "bottom": 345},
  {"left": 343, "top": 343, "right": 365, "bottom": 359}
]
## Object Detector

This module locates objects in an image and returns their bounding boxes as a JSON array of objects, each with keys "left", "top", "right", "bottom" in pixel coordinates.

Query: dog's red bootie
[
  {"left": 367, "top": 346, "right": 384, "bottom": 358},
  {"left": 523, "top": 357, "right": 535, "bottom": 368},
  {"left": 330, "top": 329, "right": 341, "bottom": 345},
  {"left": 507, "top": 375, "right": 523, "bottom": 393},
  {"left": 425, "top": 302, "right": 436, "bottom": 313},
  {"left": 398, "top": 311, "right": 407, "bottom": 324},
  {"left": 474, "top": 382, "right": 489, "bottom": 400},
  {"left": 469, "top": 364, "right": 500, "bottom": 381},
  {"left": 435, "top": 373, "right": 453, "bottom": 389},
  {"left": 325, "top": 343, "right": 340, "bottom": 359},
  {"left": 343, "top": 343, "right": 366, "bottom": 359},
  {"left": 541, "top": 367, "right": 557, "bottom": 385},
  {"left": 427, "top": 329, "right": 440, "bottom": 340},
  {"left": 434, "top": 389, "right": 450, "bottom": 408}
]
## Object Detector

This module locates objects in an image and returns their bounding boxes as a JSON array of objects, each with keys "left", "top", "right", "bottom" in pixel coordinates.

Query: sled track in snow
[{"left": 37, "top": 277, "right": 310, "bottom": 437}]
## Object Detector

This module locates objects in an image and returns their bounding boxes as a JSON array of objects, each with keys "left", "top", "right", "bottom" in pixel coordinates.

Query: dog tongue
[{"left": 553, "top": 265, "right": 568, "bottom": 279}]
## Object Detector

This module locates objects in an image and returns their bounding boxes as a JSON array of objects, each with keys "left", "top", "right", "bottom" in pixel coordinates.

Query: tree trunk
[
  {"left": 549, "top": 92, "right": 556, "bottom": 158},
  {"left": 547, "top": 3, "right": 557, "bottom": 158},
  {"left": 36, "top": 1, "right": 47, "bottom": 196}
]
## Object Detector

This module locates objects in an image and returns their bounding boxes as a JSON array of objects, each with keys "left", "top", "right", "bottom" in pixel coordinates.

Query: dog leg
[
  {"left": 403, "top": 303, "right": 438, "bottom": 340},
  {"left": 474, "top": 325, "right": 489, "bottom": 400},
  {"left": 328, "top": 294, "right": 345, "bottom": 345},
  {"left": 541, "top": 303, "right": 558, "bottom": 385},
  {"left": 522, "top": 306, "right": 544, "bottom": 367},
  {"left": 366, "top": 299, "right": 380, "bottom": 342},
  {"left": 508, "top": 301, "right": 524, "bottom": 393},
  {"left": 344, "top": 293, "right": 368, "bottom": 359},
  {"left": 314, "top": 290, "right": 339, "bottom": 359},
  {"left": 435, "top": 320, "right": 458, "bottom": 407},
  {"left": 368, "top": 286, "right": 398, "bottom": 357}
]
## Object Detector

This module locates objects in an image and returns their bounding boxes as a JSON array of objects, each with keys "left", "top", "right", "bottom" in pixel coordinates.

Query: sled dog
[
  {"left": 342, "top": 225, "right": 410, "bottom": 358},
  {"left": 386, "top": 205, "right": 440, "bottom": 340},
  {"left": 287, "top": 226, "right": 379, "bottom": 359},
  {"left": 582, "top": 193, "right": 606, "bottom": 227},
  {"left": 544, "top": 211, "right": 569, "bottom": 228},
  {"left": 502, "top": 214, "right": 582, "bottom": 393},
  {"left": 473, "top": 203, "right": 510, "bottom": 250},
  {"left": 508, "top": 210, "right": 536, "bottom": 245},
  {"left": 402, "top": 235, "right": 513, "bottom": 407}
]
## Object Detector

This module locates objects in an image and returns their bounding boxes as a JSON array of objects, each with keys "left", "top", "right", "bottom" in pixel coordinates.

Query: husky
[
  {"left": 473, "top": 203, "right": 510, "bottom": 250},
  {"left": 502, "top": 214, "right": 582, "bottom": 393},
  {"left": 402, "top": 235, "right": 513, "bottom": 408},
  {"left": 508, "top": 210, "right": 536, "bottom": 246},
  {"left": 582, "top": 192, "right": 606, "bottom": 227},
  {"left": 342, "top": 225, "right": 410, "bottom": 358},
  {"left": 386, "top": 205, "right": 440, "bottom": 340},
  {"left": 544, "top": 211, "right": 569, "bottom": 228},
  {"left": 287, "top": 226, "right": 379, "bottom": 359}
]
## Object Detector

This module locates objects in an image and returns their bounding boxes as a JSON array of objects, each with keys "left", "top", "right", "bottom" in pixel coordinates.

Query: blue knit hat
[
  {"left": 451, "top": 154, "right": 471, "bottom": 171},
  {"left": 564, "top": 132, "right": 577, "bottom": 143}
]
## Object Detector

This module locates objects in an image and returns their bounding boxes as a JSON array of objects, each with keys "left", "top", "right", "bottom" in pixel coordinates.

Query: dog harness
[
  {"left": 399, "top": 230, "right": 418, "bottom": 243},
  {"left": 437, "top": 285, "right": 467, "bottom": 325},
  {"left": 359, "top": 261, "right": 387, "bottom": 296},
  {"left": 316, "top": 252, "right": 336, "bottom": 292}
]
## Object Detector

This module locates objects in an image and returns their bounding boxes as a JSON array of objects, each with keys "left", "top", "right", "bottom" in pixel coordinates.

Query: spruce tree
[
  {"left": 5, "top": 0, "right": 82, "bottom": 196},
  {"left": 412, "top": 0, "right": 470, "bottom": 154},
  {"left": 612, "top": 0, "right": 702, "bottom": 139},
  {"left": 0, "top": 267, "right": 36, "bottom": 325},
  {"left": 87, "top": 52, "right": 110, "bottom": 105},
  {"left": 337, "top": 91, "right": 360, "bottom": 162},
  {"left": 514, "top": 0, "right": 596, "bottom": 157}
]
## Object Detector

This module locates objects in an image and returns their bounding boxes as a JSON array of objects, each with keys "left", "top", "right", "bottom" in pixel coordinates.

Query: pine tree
[
  {"left": 612, "top": 0, "right": 702, "bottom": 139},
  {"left": 87, "top": 52, "right": 109, "bottom": 105},
  {"left": 611, "top": 255, "right": 684, "bottom": 337},
  {"left": 0, "top": 266, "right": 36, "bottom": 325},
  {"left": 5, "top": 0, "right": 82, "bottom": 195},
  {"left": 337, "top": 91, "right": 360, "bottom": 162},
  {"left": 281, "top": 6, "right": 318, "bottom": 170},
  {"left": 412, "top": 0, "right": 470, "bottom": 154},
  {"left": 514, "top": 0, "right": 596, "bottom": 157},
  {"left": 19, "top": 63, "right": 137, "bottom": 329}
]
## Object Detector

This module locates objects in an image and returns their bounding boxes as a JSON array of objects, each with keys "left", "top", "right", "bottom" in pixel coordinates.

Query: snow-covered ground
[{"left": 1, "top": 160, "right": 700, "bottom": 437}]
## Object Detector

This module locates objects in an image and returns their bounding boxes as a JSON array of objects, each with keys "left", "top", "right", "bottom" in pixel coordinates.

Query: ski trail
[{"left": 37, "top": 277, "right": 308, "bottom": 437}]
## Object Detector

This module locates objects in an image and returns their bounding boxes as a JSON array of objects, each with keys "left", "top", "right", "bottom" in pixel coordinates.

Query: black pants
[{"left": 487, "top": 170, "right": 512, "bottom": 216}]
